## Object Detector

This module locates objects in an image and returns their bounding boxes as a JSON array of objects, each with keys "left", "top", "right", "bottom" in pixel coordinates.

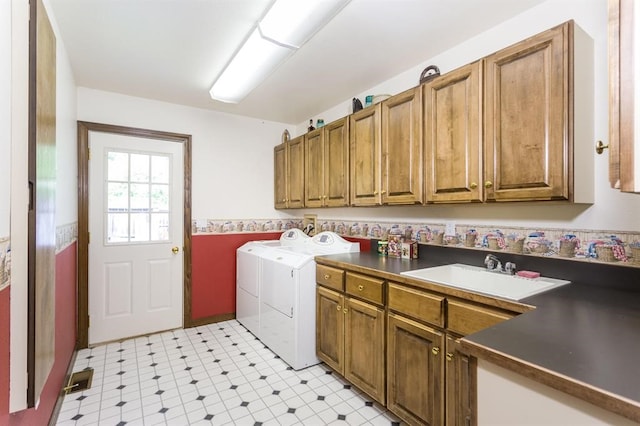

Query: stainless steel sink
[{"left": 400, "top": 264, "right": 570, "bottom": 301}]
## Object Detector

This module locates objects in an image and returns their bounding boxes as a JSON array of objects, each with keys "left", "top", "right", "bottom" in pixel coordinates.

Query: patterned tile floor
[{"left": 55, "top": 320, "right": 403, "bottom": 425}]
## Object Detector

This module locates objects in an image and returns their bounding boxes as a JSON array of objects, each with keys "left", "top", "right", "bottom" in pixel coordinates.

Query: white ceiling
[{"left": 47, "top": 0, "right": 545, "bottom": 124}]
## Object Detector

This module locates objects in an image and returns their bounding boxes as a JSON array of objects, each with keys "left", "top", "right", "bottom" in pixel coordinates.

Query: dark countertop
[{"left": 315, "top": 245, "right": 640, "bottom": 422}]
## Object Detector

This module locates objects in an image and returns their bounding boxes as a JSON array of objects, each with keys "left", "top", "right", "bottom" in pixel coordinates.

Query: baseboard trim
[{"left": 188, "top": 313, "right": 236, "bottom": 328}]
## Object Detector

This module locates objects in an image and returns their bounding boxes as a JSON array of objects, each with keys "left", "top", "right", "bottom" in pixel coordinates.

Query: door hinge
[
  {"left": 87, "top": 315, "right": 90, "bottom": 328},
  {"left": 88, "top": 232, "right": 90, "bottom": 244},
  {"left": 291, "top": 270, "right": 293, "bottom": 278},
  {"left": 88, "top": 147, "right": 91, "bottom": 160}
]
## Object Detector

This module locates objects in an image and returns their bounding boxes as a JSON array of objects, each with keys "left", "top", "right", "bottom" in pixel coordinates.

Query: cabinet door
[
  {"left": 387, "top": 312, "right": 444, "bottom": 426},
  {"left": 287, "top": 136, "right": 305, "bottom": 208},
  {"left": 350, "top": 105, "right": 382, "bottom": 206},
  {"left": 345, "top": 297, "right": 386, "bottom": 404},
  {"left": 274, "top": 143, "right": 287, "bottom": 209},
  {"left": 445, "top": 335, "right": 476, "bottom": 426},
  {"left": 305, "top": 129, "right": 325, "bottom": 207},
  {"left": 381, "top": 87, "right": 423, "bottom": 204},
  {"left": 484, "top": 22, "right": 570, "bottom": 201},
  {"left": 324, "top": 118, "right": 350, "bottom": 207},
  {"left": 424, "top": 61, "right": 483, "bottom": 203},
  {"left": 609, "top": 0, "right": 639, "bottom": 192},
  {"left": 316, "top": 286, "right": 344, "bottom": 374}
]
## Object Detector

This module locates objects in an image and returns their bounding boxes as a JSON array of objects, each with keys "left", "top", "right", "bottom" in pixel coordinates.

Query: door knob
[{"left": 171, "top": 246, "right": 179, "bottom": 254}]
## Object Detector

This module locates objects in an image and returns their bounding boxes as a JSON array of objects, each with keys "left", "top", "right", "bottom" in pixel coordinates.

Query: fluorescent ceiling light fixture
[{"left": 210, "top": 0, "right": 350, "bottom": 103}]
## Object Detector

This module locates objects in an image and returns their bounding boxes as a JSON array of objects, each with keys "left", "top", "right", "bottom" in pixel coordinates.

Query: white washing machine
[
  {"left": 259, "top": 231, "right": 359, "bottom": 370},
  {"left": 236, "top": 228, "right": 311, "bottom": 338}
]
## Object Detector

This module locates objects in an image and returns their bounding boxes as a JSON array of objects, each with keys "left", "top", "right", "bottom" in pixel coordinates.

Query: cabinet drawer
[
  {"left": 447, "top": 300, "right": 514, "bottom": 336},
  {"left": 346, "top": 272, "right": 385, "bottom": 305},
  {"left": 316, "top": 265, "right": 344, "bottom": 291},
  {"left": 388, "top": 283, "right": 445, "bottom": 328}
]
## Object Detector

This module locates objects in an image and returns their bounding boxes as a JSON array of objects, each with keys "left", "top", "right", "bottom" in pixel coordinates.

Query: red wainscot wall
[
  {"left": 190, "top": 233, "right": 371, "bottom": 325},
  {"left": 1, "top": 242, "right": 77, "bottom": 426}
]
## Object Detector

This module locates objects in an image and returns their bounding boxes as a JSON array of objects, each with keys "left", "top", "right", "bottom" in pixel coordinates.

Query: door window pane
[
  {"left": 107, "top": 213, "right": 129, "bottom": 243},
  {"left": 130, "top": 183, "right": 150, "bottom": 211},
  {"left": 130, "top": 153, "right": 149, "bottom": 183},
  {"left": 107, "top": 152, "right": 128, "bottom": 181},
  {"left": 151, "top": 213, "right": 169, "bottom": 241},
  {"left": 108, "top": 182, "right": 129, "bottom": 211},
  {"left": 151, "top": 156, "right": 170, "bottom": 184},
  {"left": 130, "top": 213, "right": 150, "bottom": 242},
  {"left": 151, "top": 184, "right": 169, "bottom": 211}
]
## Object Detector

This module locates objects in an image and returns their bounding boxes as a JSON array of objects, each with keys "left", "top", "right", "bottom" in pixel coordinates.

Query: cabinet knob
[
  {"left": 381, "top": 190, "right": 386, "bottom": 195},
  {"left": 446, "top": 352, "right": 455, "bottom": 362},
  {"left": 595, "top": 140, "right": 609, "bottom": 154},
  {"left": 343, "top": 308, "right": 348, "bottom": 314},
  {"left": 324, "top": 274, "right": 330, "bottom": 280},
  {"left": 373, "top": 191, "right": 378, "bottom": 195},
  {"left": 432, "top": 347, "right": 440, "bottom": 356},
  {"left": 336, "top": 305, "right": 341, "bottom": 311},
  {"left": 469, "top": 182, "right": 478, "bottom": 189},
  {"left": 358, "top": 285, "right": 364, "bottom": 291},
  {"left": 484, "top": 181, "right": 493, "bottom": 189}
]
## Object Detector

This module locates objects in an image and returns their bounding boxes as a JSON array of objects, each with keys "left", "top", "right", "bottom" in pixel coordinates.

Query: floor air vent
[{"left": 63, "top": 368, "right": 93, "bottom": 394}]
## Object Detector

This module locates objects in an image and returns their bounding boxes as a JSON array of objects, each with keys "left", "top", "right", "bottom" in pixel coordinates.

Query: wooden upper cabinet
[
  {"left": 274, "top": 135, "right": 305, "bottom": 209},
  {"left": 381, "top": 87, "right": 423, "bottom": 204},
  {"left": 609, "top": 0, "right": 639, "bottom": 193},
  {"left": 484, "top": 21, "right": 572, "bottom": 202},
  {"left": 274, "top": 143, "right": 287, "bottom": 209},
  {"left": 350, "top": 104, "right": 382, "bottom": 206},
  {"left": 424, "top": 61, "right": 483, "bottom": 203},
  {"left": 305, "top": 118, "right": 350, "bottom": 207},
  {"left": 305, "top": 128, "right": 325, "bottom": 208}
]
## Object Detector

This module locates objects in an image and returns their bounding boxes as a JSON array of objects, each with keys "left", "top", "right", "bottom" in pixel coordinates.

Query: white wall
[
  {"left": 296, "top": 0, "right": 640, "bottom": 234},
  {"left": 0, "top": 0, "right": 11, "bottom": 238},
  {"left": 77, "top": 88, "right": 299, "bottom": 221}
]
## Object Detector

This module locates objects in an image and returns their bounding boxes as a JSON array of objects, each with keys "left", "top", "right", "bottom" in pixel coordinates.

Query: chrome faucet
[
  {"left": 484, "top": 254, "right": 517, "bottom": 275},
  {"left": 484, "top": 254, "right": 502, "bottom": 271}
]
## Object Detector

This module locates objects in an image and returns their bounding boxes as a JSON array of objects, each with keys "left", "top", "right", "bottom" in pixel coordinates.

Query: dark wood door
[{"left": 28, "top": 0, "right": 56, "bottom": 407}]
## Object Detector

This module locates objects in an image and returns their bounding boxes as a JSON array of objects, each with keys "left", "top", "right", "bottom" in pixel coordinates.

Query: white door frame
[{"left": 77, "top": 121, "right": 192, "bottom": 349}]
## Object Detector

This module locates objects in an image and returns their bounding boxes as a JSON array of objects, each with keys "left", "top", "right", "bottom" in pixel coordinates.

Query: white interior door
[{"left": 88, "top": 132, "right": 184, "bottom": 345}]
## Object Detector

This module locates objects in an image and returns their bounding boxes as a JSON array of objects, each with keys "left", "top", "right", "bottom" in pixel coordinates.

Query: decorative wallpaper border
[
  {"left": 56, "top": 222, "right": 78, "bottom": 254},
  {"left": 193, "top": 218, "right": 640, "bottom": 268},
  {"left": 0, "top": 236, "right": 10, "bottom": 291}
]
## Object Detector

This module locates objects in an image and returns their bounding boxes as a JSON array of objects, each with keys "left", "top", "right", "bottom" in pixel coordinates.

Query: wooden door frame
[{"left": 77, "top": 121, "right": 193, "bottom": 349}]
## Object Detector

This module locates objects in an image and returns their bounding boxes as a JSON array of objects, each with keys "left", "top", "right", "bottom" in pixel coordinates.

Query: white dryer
[
  {"left": 259, "top": 231, "right": 359, "bottom": 370},
  {"left": 236, "top": 242, "right": 268, "bottom": 338},
  {"left": 236, "top": 228, "right": 310, "bottom": 338}
]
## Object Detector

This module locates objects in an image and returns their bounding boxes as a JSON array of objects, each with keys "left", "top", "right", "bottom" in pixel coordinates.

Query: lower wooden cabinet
[
  {"left": 387, "top": 312, "right": 444, "bottom": 426},
  {"left": 445, "top": 335, "right": 476, "bottom": 426},
  {"left": 316, "top": 285, "right": 386, "bottom": 404},
  {"left": 345, "top": 298, "right": 386, "bottom": 403},
  {"left": 316, "top": 286, "right": 344, "bottom": 373}
]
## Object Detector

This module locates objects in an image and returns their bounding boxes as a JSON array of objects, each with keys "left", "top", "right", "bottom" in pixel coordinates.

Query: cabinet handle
[
  {"left": 358, "top": 285, "right": 364, "bottom": 291},
  {"left": 432, "top": 347, "right": 440, "bottom": 356},
  {"left": 373, "top": 191, "right": 378, "bottom": 195},
  {"left": 324, "top": 274, "right": 330, "bottom": 280},
  {"left": 336, "top": 305, "right": 341, "bottom": 311},
  {"left": 446, "top": 352, "right": 454, "bottom": 362},
  {"left": 343, "top": 308, "right": 348, "bottom": 314},
  {"left": 469, "top": 182, "right": 478, "bottom": 189},
  {"left": 484, "top": 181, "right": 493, "bottom": 189},
  {"left": 381, "top": 190, "right": 386, "bottom": 194}
]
